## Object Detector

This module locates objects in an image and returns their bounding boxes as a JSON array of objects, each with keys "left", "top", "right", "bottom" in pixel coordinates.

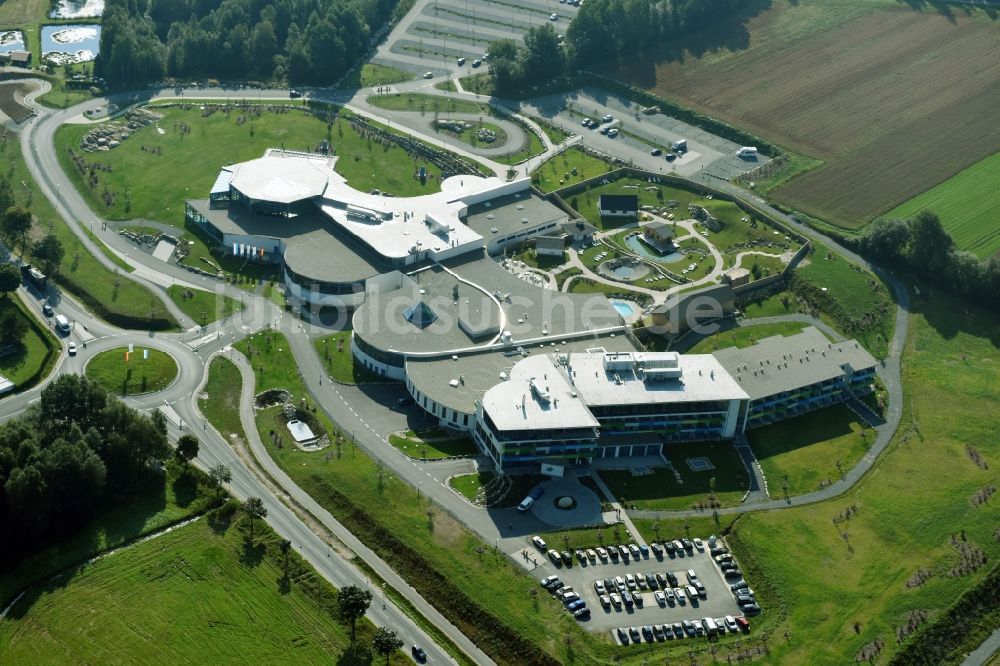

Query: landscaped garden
[
  {"left": 313, "top": 332, "right": 383, "bottom": 384},
  {"left": 599, "top": 442, "right": 749, "bottom": 511},
  {"left": 531, "top": 146, "right": 612, "bottom": 192},
  {"left": 166, "top": 285, "right": 242, "bottom": 325},
  {"left": 85, "top": 347, "right": 178, "bottom": 395},
  {"left": 388, "top": 429, "right": 478, "bottom": 460}
]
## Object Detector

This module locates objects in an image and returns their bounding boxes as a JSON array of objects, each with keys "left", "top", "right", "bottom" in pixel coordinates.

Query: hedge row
[
  {"left": 581, "top": 70, "right": 782, "bottom": 158},
  {"left": 307, "top": 475, "right": 559, "bottom": 666},
  {"left": 890, "top": 563, "right": 1000, "bottom": 665},
  {"left": 7, "top": 297, "right": 59, "bottom": 392}
]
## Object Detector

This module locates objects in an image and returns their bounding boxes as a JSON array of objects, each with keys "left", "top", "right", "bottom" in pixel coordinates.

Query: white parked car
[
  {"left": 654, "top": 590, "right": 666, "bottom": 606},
  {"left": 532, "top": 535, "right": 547, "bottom": 551}
]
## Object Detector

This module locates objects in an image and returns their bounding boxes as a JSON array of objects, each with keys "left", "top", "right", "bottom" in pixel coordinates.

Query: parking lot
[
  {"left": 374, "top": 0, "right": 580, "bottom": 77},
  {"left": 521, "top": 88, "right": 772, "bottom": 180},
  {"left": 531, "top": 536, "right": 756, "bottom": 643}
]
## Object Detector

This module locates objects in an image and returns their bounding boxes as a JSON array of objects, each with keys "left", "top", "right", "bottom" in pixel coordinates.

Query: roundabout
[{"left": 84, "top": 346, "right": 179, "bottom": 396}]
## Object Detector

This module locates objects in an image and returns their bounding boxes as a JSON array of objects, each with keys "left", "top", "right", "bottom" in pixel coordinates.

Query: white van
[
  {"left": 54, "top": 314, "right": 71, "bottom": 333},
  {"left": 737, "top": 146, "right": 758, "bottom": 157},
  {"left": 517, "top": 496, "right": 535, "bottom": 512},
  {"left": 702, "top": 617, "right": 718, "bottom": 636}
]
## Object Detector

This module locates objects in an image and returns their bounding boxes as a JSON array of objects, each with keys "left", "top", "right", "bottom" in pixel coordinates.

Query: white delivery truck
[
  {"left": 671, "top": 138, "right": 687, "bottom": 152},
  {"left": 54, "top": 314, "right": 71, "bottom": 333},
  {"left": 737, "top": 146, "right": 758, "bottom": 158}
]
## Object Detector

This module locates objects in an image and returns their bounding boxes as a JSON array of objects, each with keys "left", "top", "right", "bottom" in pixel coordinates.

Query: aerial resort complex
[{"left": 187, "top": 149, "right": 878, "bottom": 470}]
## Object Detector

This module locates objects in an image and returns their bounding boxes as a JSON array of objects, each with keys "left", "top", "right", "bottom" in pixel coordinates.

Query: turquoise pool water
[{"left": 611, "top": 300, "right": 637, "bottom": 318}]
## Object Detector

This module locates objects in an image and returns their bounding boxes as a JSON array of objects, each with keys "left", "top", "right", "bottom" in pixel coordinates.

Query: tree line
[
  {"left": 853, "top": 211, "right": 1000, "bottom": 306},
  {"left": 486, "top": 0, "right": 743, "bottom": 96},
  {"left": 97, "top": 0, "right": 408, "bottom": 86},
  {"left": 0, "top": 375, "right": 172, "bottom": 564}
]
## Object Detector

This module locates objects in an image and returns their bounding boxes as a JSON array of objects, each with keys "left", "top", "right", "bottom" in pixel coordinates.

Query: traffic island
[{"left": 84, "top": 347, "right": 179, "bottom": 396}]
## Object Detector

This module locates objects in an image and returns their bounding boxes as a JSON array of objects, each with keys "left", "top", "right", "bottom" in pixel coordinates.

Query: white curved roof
[{"left": 228, "top": 152, "right": 335, "bottom": 204}]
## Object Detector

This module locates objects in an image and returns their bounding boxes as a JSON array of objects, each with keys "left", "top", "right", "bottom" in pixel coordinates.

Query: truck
[
  {"left": 54, "top": 314, "right": 71, "bottom": 333},
  {"left": 21, "top": 263, "right": 47, "bottom": 289},
  {"left": 702, "top": 617, "right": 718, "bottom": 636},
  {"left": 737, "top": 146, "right": 758, "bottom": 158},
  {"left": 671, "top": 138, "right": 687, "bottom": 152}
]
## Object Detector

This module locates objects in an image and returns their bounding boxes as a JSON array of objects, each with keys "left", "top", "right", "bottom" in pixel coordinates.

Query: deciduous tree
[{"left": 338, "top": 585, "right": 373, "bottom": 642}]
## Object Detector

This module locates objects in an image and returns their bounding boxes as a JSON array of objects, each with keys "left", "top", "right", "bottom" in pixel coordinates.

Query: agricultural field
[
  {"left": 623, "top": 0, "right": 1000, "bottom": 229},
  {"left": 0, "top": 506, "right": 407, "bottom": 665},
  {"left": 887, "top": 149, "right": 1000, "bottom": 259},
  {"left": 725, "top": 286, "right": 1000, "bottom": 664}
]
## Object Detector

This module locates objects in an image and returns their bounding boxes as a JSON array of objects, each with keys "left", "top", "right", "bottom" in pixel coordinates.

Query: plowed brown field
[{"left": 622, "top": 0, "right": 1000, "bottom": 229}]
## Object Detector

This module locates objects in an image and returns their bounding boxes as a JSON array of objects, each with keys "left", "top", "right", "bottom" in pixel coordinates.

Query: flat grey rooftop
[
  {"left": 188, "top": 199, "right": 386, "bottom": 285},
  {"left": 712, "top": 326, "right": 877, "bottom": 401},
  {"left": 464, "top": 190, "right": 567, "bottom": 240},
  {"left": 353, "top": 262, "right": 501, "bottom": 355},
  {"left": 447, "top": 253, "right": 622, "bottom": 341},
  {"left": 354, "top": 252, "right": 623, "bottom": 357},
  {"left": 406, "top": 332, "right": 637, "bottom": 417}
]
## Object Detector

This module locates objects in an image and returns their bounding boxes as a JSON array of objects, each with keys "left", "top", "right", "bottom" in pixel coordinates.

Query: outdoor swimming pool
[
  {"left": 611, "top": 300, "right": 638, "bottom": 318},
  {"left": 0, "top": 30, "right": 25, "bottom": 55},
  {"left": 41, "top": 24, "right": 101, "bottom": 65},
  {"left": 49, "top": 0, "right": 105, "bottom": 20},
  {"left": 625, "top": 234, "right": 684, "bottom": 264}
]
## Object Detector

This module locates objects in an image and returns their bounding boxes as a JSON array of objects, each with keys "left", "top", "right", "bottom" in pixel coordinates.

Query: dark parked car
[
  {"left": 651, "top": 542, "right": 663, "bottom": 556},
  {"left": 650, "top": 148, "right": 662, "bottom": 156},
  {"left": 560, "top": 551, "right": 573, "bottom": 566},
  {"left": 642, "top": 625, "right": 654, "bottom": 641},
  {"left": 645, "top": 573, "right": 658, "bottom": 589},
  {"left": 724, "top": 569, "right": 743, "bottom": 579},
  {"left": 666, "top": 571, "right": 679, "bottom": 587},
  {"left": 574, "top": 607, "right": 590, "bottom": 619},
  {"left": 529, "top": 485, "right": 545, "bottom": 500},
  {"left": 289, "top": 89, "right": 302, "bottom": 98},
  {"left": 742, "top": 603, "right": 762, "bottom": 616},
  {"left": 617, "top": 627, "right": 629, "bottom": 644}
]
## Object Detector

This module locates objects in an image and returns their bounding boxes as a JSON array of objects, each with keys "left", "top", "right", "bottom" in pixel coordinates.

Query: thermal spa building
[{"left": 186, "top": 150, "right": 878, "bottom": 471}]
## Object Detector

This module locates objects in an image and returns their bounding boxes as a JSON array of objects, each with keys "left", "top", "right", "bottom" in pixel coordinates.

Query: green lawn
[
  {"left": 198, "top": 355, "right": 246, "bottom": 441},
  {"left": 1, "top": 132, "right": 176, "bottom": 330},
  {"left": 507, "top": 246, "right": 567, "bottom": 270},
  {"left": 166, "top": 285, "right": 242, "bottom": 325},
  {"left": 354, "top": 63, "right": 415, "bottom": 87},
  {"left": 565, "top": 178, "right": 706, "bottom": 231},
  {"left": 388, "top": 430, "right": 478, "bottom": 459},
  {"left": 313, "top": 332, "right": 384, "bottom": 384},
  {"left": 742, "top": 292, "right": 801, "bottom": 318},
  {"left": 493, "top": 126, "right": 546, "bottom": 166},
  {"left": 0, "top": 504, "right": 409, "bottom": 665},
  {"left": 54, "top": 104, "right": 448, "bottom": 230},
  {"left": 747, "top": 403, "right": 869, "bottom": 497},
  {"left": 448, "top": 472, "right": 493, "bottom": 502},
  {"left": 724, "top": 285, "right": 1000, "bottom": 664},
  {"left": 537, "top": 526, "right": 632, "bottom": 552},
  {"left": 366, "top": 93, "right": 488, "bottom": 115},
  {"left": 631, "top": 516, "right": 737, "bottom": 545},
  {"left": 736, "top": 252, "right": 786, "bottom": 277},
  {"left": 531, "top": 147, "right": 613, "bottom": 193},
  {"left": 236, "top": 331, "right": 729, "bottom": 664},
  {"left": 434, "top": 119, "right": 508, "bottom": 149},
  {"left": 686, "top": 320, "right": 810, "bottom": 353},
  {"left": 85, "top": 347, "right": 178, "bottom": 395},
  {"left": 458, "top": 73, "right": 494, "bottom": 96},
  {"left": 0, "top": 464, "right": 216, "bottom": 607},
  {"left": 0, "top": 296, "right": 58, "bottom": 389},
  {"left": 599, "top": 442, "right": 749, "bottom": 511},
  {"left": 534, "top": 121, "right": 569, "bottom": 146},
  {"left": 700, "top": 199, "right": 798, "bottom": 255},
  {"left": 887, "top": 149, "right": 1000, "bottom": 258},
  {"left": 793, "top": 243, "right": 895, "bottom": 357}
]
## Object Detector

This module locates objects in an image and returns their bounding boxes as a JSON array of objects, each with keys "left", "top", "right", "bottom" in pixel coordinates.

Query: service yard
[{"left": 531, "top": 536, "right": 755, "bottom": 644}]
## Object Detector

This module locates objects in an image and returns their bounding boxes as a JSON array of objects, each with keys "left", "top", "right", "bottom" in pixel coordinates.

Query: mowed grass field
[
  {"left": 747, "top": 403, "right": 869, "bottom": 497},
  {"left": 888, "top": 149, "right": 1000, "bottom": 258},
  {"left": 54, "top": 104, "right": 447, "bottom": 228},
  {"left": 622, "top": 0, "right": 1000, "bottom": 229},
  {"left": 0, "top": 509, "right": 407, "bottom": 665},
  {"left": 725, "top": 287, "right": 1000, "bottom": 664},
  {"left": 85, "top": 347, "right": 178, "bottom": 395}
]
